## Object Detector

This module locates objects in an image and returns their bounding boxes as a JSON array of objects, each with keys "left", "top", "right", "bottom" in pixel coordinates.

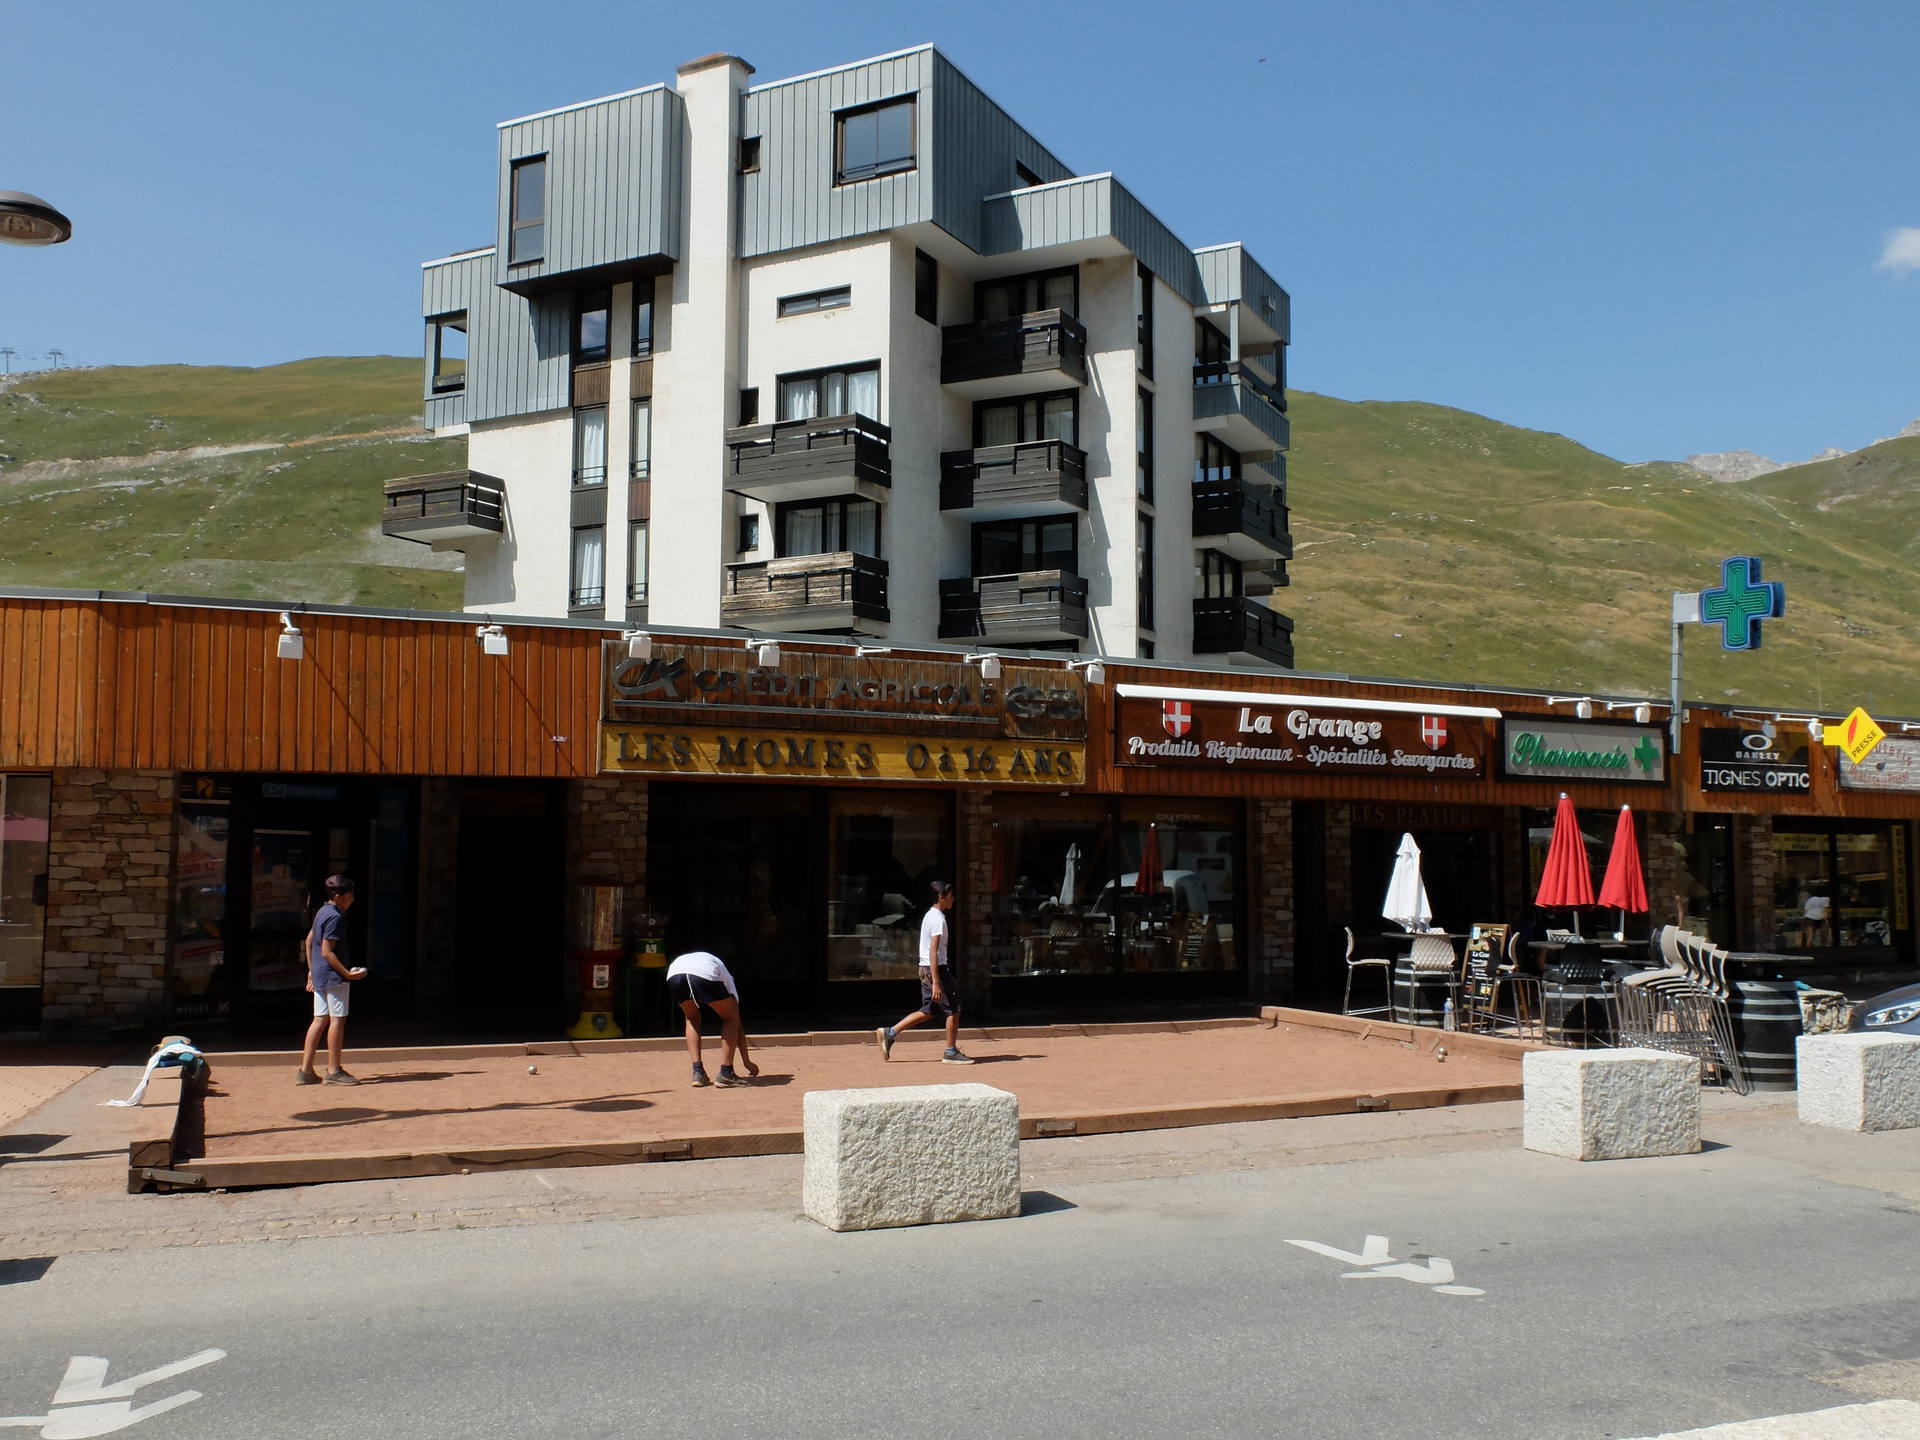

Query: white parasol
[
  {"left": 1058, "top": 843, "right": 1082, "bottom": 907},
  {"left": 1382, "top": 831, "right": 1433, "bottom": 933}
]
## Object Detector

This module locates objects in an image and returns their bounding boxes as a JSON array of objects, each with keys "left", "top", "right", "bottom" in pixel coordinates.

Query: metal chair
[
  {"left": 1403, "top": 932, "right": 1462, "bottom": 1025},
  {"left": 1340, "top": 926, "right": 1393, "bottom": 1018},
  {"left": 1461, "top": 923, "right": 1538, "bottom": 1037}
]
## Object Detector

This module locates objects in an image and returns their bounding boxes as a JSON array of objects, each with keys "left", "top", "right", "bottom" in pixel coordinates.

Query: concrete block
[
  {"left": 1523, "top": 1047, "right": 1702, "bottom": 1161},
  {"left": 803, "top": 1083, "right": 1020, "bottom": 1232},
  {"left": 1798, "top": 1033, "right": 1920, "bottom": 1133}
]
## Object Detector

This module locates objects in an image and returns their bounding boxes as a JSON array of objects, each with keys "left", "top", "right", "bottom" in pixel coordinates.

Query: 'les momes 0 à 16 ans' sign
[{"left": 1115, "top": 693, "right": 1490, "bottom": 778}]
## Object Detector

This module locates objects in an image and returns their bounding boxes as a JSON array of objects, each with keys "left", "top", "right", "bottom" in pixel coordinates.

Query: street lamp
[{"left": 0, "top": 191, "right": 73, "bottom": 247}]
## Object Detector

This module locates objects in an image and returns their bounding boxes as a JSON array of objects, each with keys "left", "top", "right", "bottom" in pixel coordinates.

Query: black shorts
[
  {"left": 919, "top": 965, "right": 959, "bottom": 1020},
  {"left": 667, "top": 973, "right": 732, "bottom": 1008}
]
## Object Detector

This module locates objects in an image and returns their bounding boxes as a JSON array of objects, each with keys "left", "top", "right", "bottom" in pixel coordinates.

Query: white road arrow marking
[
  {"left": 0, "top": 1350, "right": 227, "bottom": 1437},
  {"left": 1284, "top": 1236, "right": 1485, "bottom": 1296},
  {"left": 1282, "top": 1234, "right": 1392, "bottom": 1267},
  {"left": 51, "top": 1352, "right": 224, "bottom": 1407}
]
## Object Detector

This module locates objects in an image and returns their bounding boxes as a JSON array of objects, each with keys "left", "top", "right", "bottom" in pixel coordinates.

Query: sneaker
[
  {"left": 295, "top": 1068, "right": 321, "bottom": 1086},
  {"left": 875, "top": 1026, "right": 895, "bottom": 1061},
  {"left": 941, "top": 1049, "right": 976, "bottom": 1065},
  {"left": 690, "top": 1065, "right": 712, "bottom": 1088},
  {"left": 715, "top": 1066, "right": 747, "bottom": 1087},
  {"left": 323, "top": 1069, "right": 360, "bottom": 1086}
]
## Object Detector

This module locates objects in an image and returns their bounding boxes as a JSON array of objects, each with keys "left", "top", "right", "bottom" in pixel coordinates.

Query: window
[
  {"left": 509, "top": 156, "right": 546, "bottom": 264},
  {"left": 1136, "top": 387, "right": 1154, "bottom": 501},
  {"left": 0, "top": 775, "right": 51, "bottom": 995},
  {"left": 974, "top": 391, "right": 1076, "bottom": 448},
  {"left": 778, "top": 363, "right": 879, "bottom": 422},
  {"left": 1195, "top": 317, "right": 1230, "bottom": 367},
  {"left": 570, "top": 525, "right": 605, "bottom": 608},
  {"left": 835, "top": 96, "right": 915, "bottom": 184},
  {"left": 826, "top": 792, "right": 953, "bottom": 982},
  {"left": 737, "top": 513, "right": 760, "bottom": 554},
  {"left": 738, "top": 387, "right": 760, "bottom": 426},
  {"left": 738, "top": 135, "right": 761, "bottom": 173},
  {"left": 973, "top": 516, "right": 1076, "bottom": 576},
  {"left": 1197, "top": 549, "right": 1243, "bottom": 599},
  {"left": 1139, "top": 639, "right": 1155, "bottom": 659},
  {"left": 1138, "top": 513, "right": 1155, "bottom": 629},
  {"left": 1769, "top": 823, "right": 1900, "bottom": 952},
  {"left": 914, "top": 250, "right": 938, "bottom": 324},
  {"left": 777, "top": 286, "right": 851, "bottom": 317},
  {"left": 1014, "top": 160, "right": 1043, "bottom": 189},
  {"left": 629, "top": 399, "right": 650, "bottom": 480},
  {"left": 1196, "top": 434, "right": 1242, "bottom": 486},
  {"left": 1135, "top": 262, "right": 1154, "bottom": 378},
  {"left": 572, "top": 405, "right": 607, "bottom": 486},
  {"left": 632, "top": 281, "right": 654, "bottom": 358},
  {"left": 976, "top": 267, "right": 1077, "bottom": 322},
  {"left": 778, "top": 498, "right": 880, "bottom": 558},
  {"left": 428, "top": 312, "right": 467, "bottom": 394},
  {"left": 573, "top": 289, "right": 610, "bottom": 365},
  {"left": 627, "top": 522, "right": 649, "bottom": 605}
]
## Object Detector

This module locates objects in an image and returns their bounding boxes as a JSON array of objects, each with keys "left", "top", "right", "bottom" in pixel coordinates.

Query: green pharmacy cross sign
[{"left": 1698, "top": 555, "right": 1786, "bottom": 652}]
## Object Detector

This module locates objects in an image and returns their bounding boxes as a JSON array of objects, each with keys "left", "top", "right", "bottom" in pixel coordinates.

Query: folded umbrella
[
  {"left": 1597, "top": 804, "right": 1648, "bottom": 939},
  {"left": 1535, "top": 792, "right": 1595, "bottom": 936},
  {"left": 1382, "top": 831, "right": 1433, "bottom": 933}
]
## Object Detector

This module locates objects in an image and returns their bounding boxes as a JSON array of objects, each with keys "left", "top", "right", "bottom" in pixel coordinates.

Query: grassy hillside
[
  {"left": 0, "top": 359, "right": 464, "bottom": 610},
  {"left": 1280, "top": 392, "right": 1920, "bottom": 715},
  {"left": 2, "top": 359, "right": 1916, "bottom": 716}
]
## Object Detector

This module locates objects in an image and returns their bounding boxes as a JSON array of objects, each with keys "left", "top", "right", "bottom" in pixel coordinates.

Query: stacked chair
[{"left": 1611, "top": 925, "right": 1750, "bottom": 1093}]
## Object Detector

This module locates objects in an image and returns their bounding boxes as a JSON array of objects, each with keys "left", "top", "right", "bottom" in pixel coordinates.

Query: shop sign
[
  {"left": 1698, "top": 729, "right": 1811, "bottom": 793},
  {"left": 600, "top": 724, "right": 1084, "bottom": 786},
  {"left": 1838, "top": 735, "right": 1920, "bottom": 793},
  {"left": 1351, "top": 802, "right": 1501, "bottom": 831},
  {"left": 603, "top": 643, "right": 1085, "bottom": 740},
  {"left": 1500, "top": 719, "right": 1666, "bottom": 785},
  {"left": 1114, "top": 695, "right": 1488, "bottom": 779}
]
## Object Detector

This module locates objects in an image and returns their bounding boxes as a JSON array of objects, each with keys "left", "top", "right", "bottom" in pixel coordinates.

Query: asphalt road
[{"left": 5, "top": 1119, "right": 1920, "bottom": 1439}]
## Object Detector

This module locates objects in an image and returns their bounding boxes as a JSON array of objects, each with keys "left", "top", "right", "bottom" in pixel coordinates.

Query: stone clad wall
[
  {"left": 1248, "top": 798, "right": 1294, "bottom": 1001},
  {"left": 40, "top": 769, "right": 177, "bottom": 1032},
  {"left": 566, "top": 775, "right": 651, "bottom": 943}
]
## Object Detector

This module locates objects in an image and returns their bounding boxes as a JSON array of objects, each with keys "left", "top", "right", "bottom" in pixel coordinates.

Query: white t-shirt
[
  {"left": 666, "top": 951, "right": 739, "bottom": 999},
  {"left": 919, "top": 907, "right": 949, "bottom": 968},
  {"left": 1802, "top": 895, "right": 1830, "bottom": 921}
]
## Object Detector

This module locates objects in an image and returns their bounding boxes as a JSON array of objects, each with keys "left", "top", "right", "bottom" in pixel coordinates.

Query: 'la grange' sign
[{"left": 1114, "top": 685, "right": 1498, "bottom": 780}]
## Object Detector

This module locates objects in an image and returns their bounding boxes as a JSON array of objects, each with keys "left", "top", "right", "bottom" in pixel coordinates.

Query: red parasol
[
  {"left": 1597, "top": 805, "right": 1648, "bottom": 935},
  {"left": 1534, "top": 793, "right": 1595, "bottom": 925},
  {"left": 1134, "top": 823, "right": 1163, "bottom": 896}
]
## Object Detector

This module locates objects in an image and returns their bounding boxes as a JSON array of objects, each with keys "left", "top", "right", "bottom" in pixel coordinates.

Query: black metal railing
[
  {"left": 1191, "top": 477, "right": 1293, "bottom": 556},
  {"left": 938, "top": 569, "right": 1090, "bottom": 640},
  {"left": 1192, "top": 596, "right": 1294, "bottom": 666},
  {"left": 1192, "top": 359, "right": 1288, "bottom": 413}
]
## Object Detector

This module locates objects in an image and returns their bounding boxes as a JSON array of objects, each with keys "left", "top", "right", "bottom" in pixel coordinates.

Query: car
[{"left": 1852, "top": 981, "right": 1920, "bottom": 1036}]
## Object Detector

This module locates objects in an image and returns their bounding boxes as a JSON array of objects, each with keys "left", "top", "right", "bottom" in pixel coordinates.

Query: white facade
[{"left": 399, "top": 46, "right": 1295, "bottom": 668}]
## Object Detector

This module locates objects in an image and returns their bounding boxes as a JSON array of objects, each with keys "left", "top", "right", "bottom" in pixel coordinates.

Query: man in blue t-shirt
[{"left": 298, "top": 875, "right": 367, "bottom": 1086}]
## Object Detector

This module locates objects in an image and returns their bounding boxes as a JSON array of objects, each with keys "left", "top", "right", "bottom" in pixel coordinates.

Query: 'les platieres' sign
[{"left": 1119, "top": 699, "right": 1486, "bottom": 777}]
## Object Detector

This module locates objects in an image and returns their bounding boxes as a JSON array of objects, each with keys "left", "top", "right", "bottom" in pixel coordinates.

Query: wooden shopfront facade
[{"left": 2, "top": 589, "right": 1917, "bottom": 1037}]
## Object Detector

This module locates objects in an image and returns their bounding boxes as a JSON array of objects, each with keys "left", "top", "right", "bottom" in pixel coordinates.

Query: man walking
[
  {"left": 875, "top": 881, "right": 973, "bottom": 1064},
  {"left": 299, "top": 875, "right": 367, "bottom": 1086}
]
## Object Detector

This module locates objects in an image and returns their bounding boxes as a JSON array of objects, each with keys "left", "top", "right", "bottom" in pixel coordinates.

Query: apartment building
[{"left": 386, "top": 45, "right": 1295, "bottom": 666}]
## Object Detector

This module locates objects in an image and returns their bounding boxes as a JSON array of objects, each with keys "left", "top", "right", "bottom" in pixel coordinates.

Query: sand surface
[{"left": 199, "top": 1020, "right": 1522, "bottom": 1160}]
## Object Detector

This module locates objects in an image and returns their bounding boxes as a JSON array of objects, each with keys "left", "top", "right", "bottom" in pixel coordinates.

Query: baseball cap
[
  {"left": 325, "top": 874, "right": 357, "bottom": 893},
  {"left": 929, "top": 879, "right": 953, "bottom": 899}
]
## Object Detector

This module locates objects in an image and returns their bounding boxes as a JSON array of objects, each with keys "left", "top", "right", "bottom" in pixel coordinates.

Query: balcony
[
  {"left": 940, "top": 439, "right": 1089, "bottom": 519},
  {"left": 724, "top": 414, "right": 891, "bottom": 505},
  {"left": 1193, "top": 362, "right": 1290, "bottom": 454},
  {"left": 939, "top": 570, "right": 1090, "bottom": 645},
  {"left": 941, "top": 309, "right": 1088, "bottom": 398},
  {"left": 381, "top": 471, "right": 504, "bottom": 546},
  {"left": 721, "top": 552, "right": 889, "bottom": 634},
  {"left": 1191, "top": 477, "right": 1293, "bottom": 563},
  {"left": 1192, "top": 596, "right": 1295, "bottom": 668}
]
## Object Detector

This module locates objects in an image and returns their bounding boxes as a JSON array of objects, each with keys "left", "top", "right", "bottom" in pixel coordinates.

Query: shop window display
[
  {"left": 987, "top": 803, "right": 1239, "bottom": 976},
  {"left": 0, "top": 775, "right": 50, "bottom": 992},
  {"left": 826, "top": 793, "right": 952, "bottom": 982},
  {"left": 1771, "top": 823, "right": 1901, "bottom": 952}
]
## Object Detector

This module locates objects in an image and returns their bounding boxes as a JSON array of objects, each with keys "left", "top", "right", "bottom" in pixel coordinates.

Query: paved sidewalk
[
  {"left": 0, "top": 1043, "right": 121, "bottom": 1129},
  {"left": 3, "top": 1053, "right": 1848, "bottom": 1264}
]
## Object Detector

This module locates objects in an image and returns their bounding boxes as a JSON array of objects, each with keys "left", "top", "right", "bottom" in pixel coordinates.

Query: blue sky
[{"left": 4, "top": 0, "right": 1915, "bottom": 464}]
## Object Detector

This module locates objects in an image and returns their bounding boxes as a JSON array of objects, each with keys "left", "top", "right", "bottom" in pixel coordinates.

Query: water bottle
[{"left": 1442, "top": 998, "right": 1457, "bottom": 1031}]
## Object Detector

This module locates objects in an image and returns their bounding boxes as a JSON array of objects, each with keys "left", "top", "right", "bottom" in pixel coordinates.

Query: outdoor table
[{"left": 1530, "top": 941, "right": 1634, "bottom": 1045}]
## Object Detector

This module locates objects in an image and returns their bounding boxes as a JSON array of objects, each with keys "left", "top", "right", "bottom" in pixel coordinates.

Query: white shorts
[{"left": 313, "top": 983, "right": 350, "bottom": 1018}]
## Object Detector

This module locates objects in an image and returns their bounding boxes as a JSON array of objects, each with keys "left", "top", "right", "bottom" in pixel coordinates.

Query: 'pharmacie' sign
[
  {"left": 1500, "top": 718, "right": 1667, "bottom": 785},
  {"left": 602, "top": 725, "right": 1083, "bottom": 786},
  {"left": 1114, "top": 688, "right": 1492, "bottom": 779},
  {"left": 1698, "top": 728, "right": 1812, "bottom": 793},
  {"left": 603, "top": 642, "right": 1085, "bottom": 740},
  {"left": 1839, "top": 734, "right": 1920, "bottom": 793}
]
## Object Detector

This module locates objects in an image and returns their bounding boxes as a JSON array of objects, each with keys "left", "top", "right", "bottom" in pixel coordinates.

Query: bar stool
[{"left": 1340, "top": 926, "right": 1392, "bottom": 1018}]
